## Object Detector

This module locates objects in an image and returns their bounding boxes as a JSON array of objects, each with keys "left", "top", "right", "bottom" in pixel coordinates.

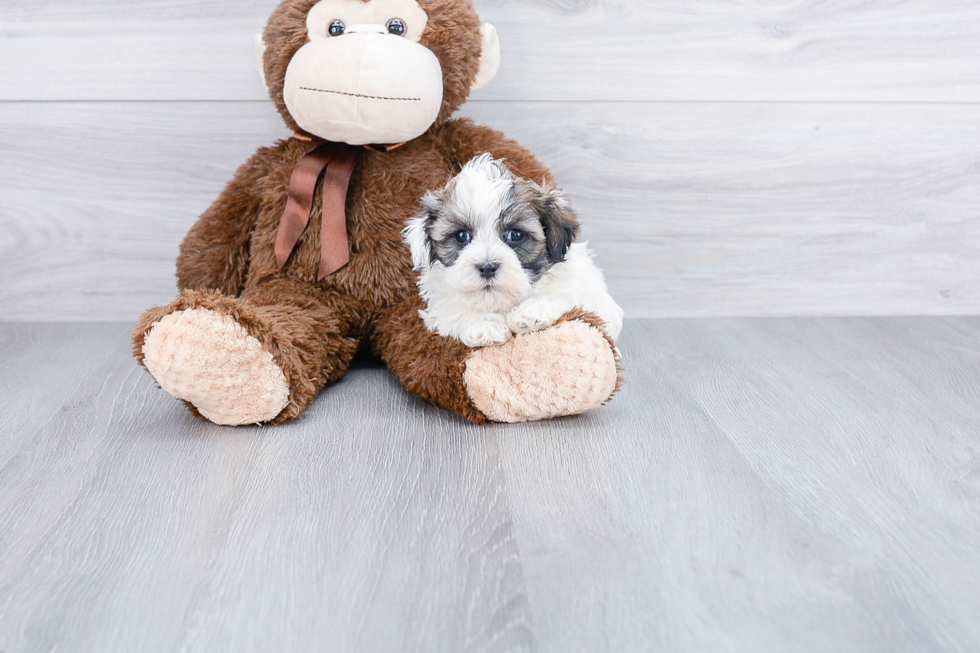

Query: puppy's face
[{"left": 404, "top": 154, "right": 580, "bottom": 313}]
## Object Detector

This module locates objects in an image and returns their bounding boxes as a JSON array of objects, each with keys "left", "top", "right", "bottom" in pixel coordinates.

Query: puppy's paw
[
  {"left": 507, "top": 298, "right": 568, "bottom": 335},
  {"left": 461, "top": 315, "right": 513, "bottom": 348}
]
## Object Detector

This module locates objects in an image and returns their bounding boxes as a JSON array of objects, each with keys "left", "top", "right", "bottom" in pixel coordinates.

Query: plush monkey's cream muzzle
[{"left": 283, "top": 30, "right": 444, "bottom": 145}]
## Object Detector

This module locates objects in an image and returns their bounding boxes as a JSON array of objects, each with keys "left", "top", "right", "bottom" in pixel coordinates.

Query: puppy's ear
[
  {"left": 403, "top": 213, "right": 434, "bottom": 271},
  {"left": 521, "top": 182, "right": 580, "bottom": 262},
  {"left": 544, "top": 191, "right": 579, "bottom": 262},
  {"left": 403, "top": 192, "right": 439, "bottom": 271}
]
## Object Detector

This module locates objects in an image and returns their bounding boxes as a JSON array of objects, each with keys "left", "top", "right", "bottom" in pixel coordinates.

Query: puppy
[{"left": 403, "top": 154, "right": 624, "bottom": 348}]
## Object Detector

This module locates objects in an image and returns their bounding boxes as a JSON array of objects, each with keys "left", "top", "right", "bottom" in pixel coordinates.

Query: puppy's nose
[{"left": 478, "top": 262, "right": 500, "bottom": 279}]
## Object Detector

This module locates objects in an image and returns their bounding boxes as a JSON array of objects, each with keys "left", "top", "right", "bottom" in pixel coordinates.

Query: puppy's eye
[
  {"left": 454, "top": 230, "right": 472, "bottom": 245},
  {"left": 386, "top": 18, "right": 407, "bottom": 36},
  {"left": 505, "top": 229, "right": 526, "bottom": 244},
  {"left": 328, "top": 20, "right": 346, "bottom": 37}
]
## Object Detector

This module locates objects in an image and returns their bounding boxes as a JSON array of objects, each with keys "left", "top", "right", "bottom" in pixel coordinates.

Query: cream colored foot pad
[
  {"left": 464, "top": 320, "right": 618, "bottom": 423},
  {"left": 141, "top": 308, "right": 290, "bottom": 426}
]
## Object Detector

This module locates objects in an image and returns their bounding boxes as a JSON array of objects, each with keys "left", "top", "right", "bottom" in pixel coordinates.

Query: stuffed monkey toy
[{"left": 133, "top": 0, "right": 620, "bottom": 426}]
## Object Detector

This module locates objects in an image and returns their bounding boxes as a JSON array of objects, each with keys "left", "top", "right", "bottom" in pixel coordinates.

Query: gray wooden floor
[{"left": 1, "top": 318, "right": 979, "bottom": 652}]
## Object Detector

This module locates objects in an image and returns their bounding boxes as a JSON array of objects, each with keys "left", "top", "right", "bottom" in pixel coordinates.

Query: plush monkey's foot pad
[
  {"left": 141, "top": 308, "right": 290, "bottom": 426},
  {"left": 464, "top": 319, "right": 619, "bottom": 423}
]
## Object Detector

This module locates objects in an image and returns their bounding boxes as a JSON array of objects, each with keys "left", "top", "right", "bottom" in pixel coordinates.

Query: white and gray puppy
[{"left": 403, "top": 153, "right": 624, "bottom": 348}]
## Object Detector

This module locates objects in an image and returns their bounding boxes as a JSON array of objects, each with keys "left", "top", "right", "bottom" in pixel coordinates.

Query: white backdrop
[{"left": 2, "top": 0, "right": 979, "bottom": 320}]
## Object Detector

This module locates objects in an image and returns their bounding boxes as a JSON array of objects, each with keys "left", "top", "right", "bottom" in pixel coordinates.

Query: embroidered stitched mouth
[{"left": 300, "top": 87, "right": 422, "bottom": 102}]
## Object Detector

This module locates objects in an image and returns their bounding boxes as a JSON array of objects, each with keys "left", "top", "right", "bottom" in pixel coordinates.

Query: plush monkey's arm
[
  {"left": 176, "top": 147, "right": 275, "bottom": 296},
  {"left": 442, "top": 119, "right": 555, "bottom": 185}
]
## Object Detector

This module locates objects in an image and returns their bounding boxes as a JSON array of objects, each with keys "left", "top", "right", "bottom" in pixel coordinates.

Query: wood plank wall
[{"left": 1, "top": 0, "right": 979, "bottom": 321}]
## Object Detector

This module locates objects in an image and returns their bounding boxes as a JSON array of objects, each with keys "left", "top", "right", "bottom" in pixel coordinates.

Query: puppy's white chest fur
[{"left": 420, "top": 244, "right": 624, "bottom": 348}]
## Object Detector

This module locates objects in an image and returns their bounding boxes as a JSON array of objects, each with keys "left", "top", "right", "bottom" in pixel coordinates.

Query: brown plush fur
[
  {"left": 133, "top": 0, "right": 614, "bottom": 424},
  {"left": 371, "top": 292, "right": 489, "bottom": 424}
]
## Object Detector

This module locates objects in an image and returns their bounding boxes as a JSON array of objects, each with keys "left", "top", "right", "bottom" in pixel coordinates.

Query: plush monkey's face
[{"left": 261, "top": 0, "right": 500, "bottom": 145}]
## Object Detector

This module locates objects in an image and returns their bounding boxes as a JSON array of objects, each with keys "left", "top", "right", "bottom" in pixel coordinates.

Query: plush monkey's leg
[
  {"left": 373, "top": 297, "right": 621, "bottom": 424},
  {"left": 372, "top": 295, "right": 490, "bottom": 424},
  {"left": 133, "top": 284, "right": 361, "bottom": 426}
]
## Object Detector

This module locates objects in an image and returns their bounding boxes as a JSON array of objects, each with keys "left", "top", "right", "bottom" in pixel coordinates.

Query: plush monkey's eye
[
  {"left": 328, "top": 20, "right": 346, "bottom": 37},
  {"left": 505, "top": 229, "right": 526, "bottom": 245},
  {"left": 386, "top": 18, "right": 407, "bottom": 36},
  {"left": 454, "top": 230, "right": 472, "bottom": 245}
]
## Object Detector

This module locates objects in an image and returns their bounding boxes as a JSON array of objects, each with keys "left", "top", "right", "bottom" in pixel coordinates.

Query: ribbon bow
[
  {"left": 275, "top": 137, "right": 407, "bottom": 280},
  {"left": 274, "top": 140, "right": 362, "bottom": 280}
]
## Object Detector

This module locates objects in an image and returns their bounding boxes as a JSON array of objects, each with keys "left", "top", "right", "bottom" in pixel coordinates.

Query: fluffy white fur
[{"left": 404, "top": 155, "right": 624, "bottom": 348}]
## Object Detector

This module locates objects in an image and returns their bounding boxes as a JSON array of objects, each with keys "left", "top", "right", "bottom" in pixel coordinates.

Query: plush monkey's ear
[
  {"left": 255, "top": 34, "right": 268, "bottom": 90},
  {"left": 539, "top": 189, "right": 580, "bottom": 263},
  {"left": 470, "top": 24, "right": 501, "bottom": 92}
]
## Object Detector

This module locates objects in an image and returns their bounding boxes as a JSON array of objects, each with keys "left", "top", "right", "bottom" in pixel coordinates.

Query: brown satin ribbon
[
  {"left": 317, "top": 145, "right": 359, "bottom": 279},
  {"left": 275, "top": 145, "right": 330, "bottom": 272},
  {"left": 275, "top": 137, "right": 407, "bottom": 280}
]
